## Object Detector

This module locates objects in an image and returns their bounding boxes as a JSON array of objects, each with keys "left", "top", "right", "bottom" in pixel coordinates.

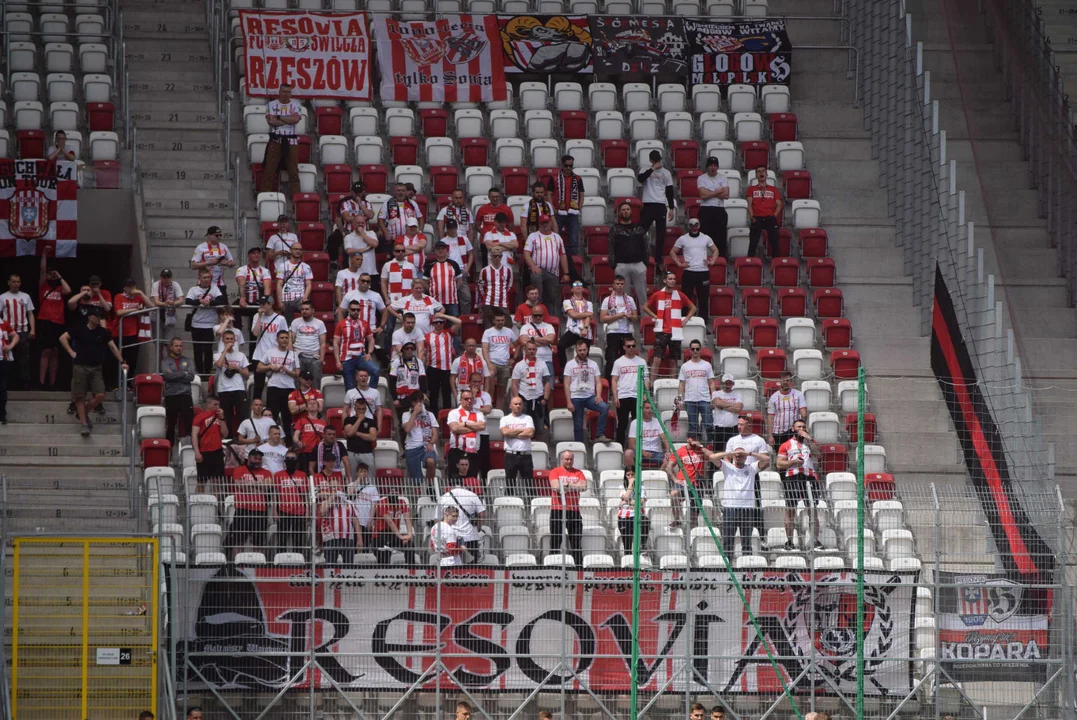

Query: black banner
[
  {"left": 685, "top": 18, "right": 792, "bottom": 86},
  {"left": 588, "top": 16, "right": 688, "bottom": 75},
  {"left": 498, "top": 15, "right": 593, "bottom": 74}
]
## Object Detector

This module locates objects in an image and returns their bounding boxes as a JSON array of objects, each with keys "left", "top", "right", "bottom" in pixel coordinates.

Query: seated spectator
[
  {"left": 47, "top": 130, "right": 77, "bottom": 162},
  {"left": 617, "top": 469, "right": 650, "bottom": 552},
  {"left": 430, "top": 505, "right": 464, "bottom": 566},
  {"left": 476, "top": 189, "right": 513, "bottom": 239},
  {"left": 625, "top": 400, "right": 669, "bottom": 469},
  {"left": 563, "top": 340, "right": 610, "bottom": 443},
  {"left": 438, "top": 482, "right": 486, "bottom": 563}
]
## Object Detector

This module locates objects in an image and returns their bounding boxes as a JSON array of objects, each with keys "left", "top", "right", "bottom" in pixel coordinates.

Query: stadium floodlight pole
[
  {"left": 639, "top": 382, "right": 804, "bottom": 720},
  {"left": 856, "top": 366, "right": 866, "bottom": 720},
  {"left": 629, "top": 366, "right": 645, "bottom": 720}
]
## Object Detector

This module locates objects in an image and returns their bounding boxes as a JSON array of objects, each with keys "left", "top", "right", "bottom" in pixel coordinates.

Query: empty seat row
[{"left": 7, "top": 42, "right": 111, "bottom": 74}]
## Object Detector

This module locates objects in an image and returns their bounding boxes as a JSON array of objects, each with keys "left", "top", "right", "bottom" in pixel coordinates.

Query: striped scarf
[
  {"left": 443, "top": 204, "right": 472, "bottom": 227},
  {"left": 654, "top": 289, "right": 685, "bottom": 341},
  {"left": 553, "top": 171, "right": 581, "bottom": 212},
  {"left": 157, "top": 281, "right": 177, "bottom": 326}
]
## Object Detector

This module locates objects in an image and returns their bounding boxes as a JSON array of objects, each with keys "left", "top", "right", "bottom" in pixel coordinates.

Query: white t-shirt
[
  {"left": 239, "top": 416, "right": 275, "bottom": 447},
  {"left": 339, "top": 288, "right": 385, "bottom": 329},
  {"left": 265, "top": 99, "right": 302, "bottom": 136},
  {"left": 392, "top": 326, "right": 424, "bottom": 351},
  {"left": 431, "top": 520, "right": 464, "bottom": 565},
  {"left": 184, "top": 284, "right": 223, "bottom": 329},
  {"left": 437, "top": 206, "right": 474, "bottom": 239},
  {"left": 678, "top": 359, "right": 715, "bottom": 402},
  {"left": 334, "top": 268, "right": 365, "bottom": 298},
  {"left": 711, "top": 389, "right": 743, "bottom": 428},
  {"left": 600, "top": 293, "right": 637, "bottom": 335},
  {"left": 391, "top": 295, "right": 444, "bottom": 335},
  {"left": 466, "top": 391, "right": 493, "bottom": 437},
  {"left": 481, "top": 326, "right": 517, "bottom": 367},
  {"left": 267, "top": 232, "right": 299, "bottom": 276},
  {"left": 252, "top": 312, "right": 289, "bottom": 363},
  {"left": 562, "top": 298, "right": 594, "bottom": 339},
  {"left": 767, "top": 389, "right": 807, "bottom": 434},
  {"left": 441, "top": 232, "right": 474, "bottom": 269},
  {"left": 673, "top": 233, "right": 716, "bottom": 272},
  {"left": 611, "top": 356, "right": 648, "bottom": 399},
  {"left": 278, "top": 261, "right": 313, "bottom": 302},
  {"left": 512, "top": 358, "right": 550, "bottom": 401},
  {"left": 627, "top": 417, "right": 664, "bottom": 454},
  {"left": 639, "top": 165, "right": 673, "bottom": 205},
  {"left": 697, "top": 171, "right": 729, "bottom": 208},
  {"left": 719, "top": 459, "right": 759, "bottom": 509},
  {"left": 214, "top": 325, "right": 245, "bottom": 356},
  {"left": 262, "top": 347, "right": 298, "bottom": 390},
  {"left": 438, "top": 488, "right": 485, "bottom": 541},
  {"left": 214, "top": 350, "right": 249, "bottom": 393},
  {"left": 344, "top": 229, "right": 378, "bottom": 276},
  {"left": 190, "top": 242, "right": 234, "bottom": 287},
  {"left": 402, "top": 409, "right": 437, "bottom": 450},
  {"left": 344, "top": 386, "right": 379, "bottom": 419},
  {"left": 563, "top": 358, "right": 600, "bottom": 399},
  {"left": 258, "top": 441, "right": 288, "bottom": 473},
  {"left": 483, "top": 229, "right": 517, "bottom": 265},
  {"left": 518, "top": 321, "right": 555, "bottom": 363},
  {"left": 500, "top": 413, "right": 535, "bottom": 453},
  {"left": 726, "top": 433, "right": 769, "bottom": 456},
  {"left": 290, "top": 316, "right": 326, "bottom": 357}
]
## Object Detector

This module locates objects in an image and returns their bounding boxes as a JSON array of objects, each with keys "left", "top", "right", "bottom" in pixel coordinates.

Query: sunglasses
[
  {"left": 624, "top": 344, "right": 636, "bottom": 349},
  {"left": 394, "top": 248, "right": 405, "bottom": 253}
]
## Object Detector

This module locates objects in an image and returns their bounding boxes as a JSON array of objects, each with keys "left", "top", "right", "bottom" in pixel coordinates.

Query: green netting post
[
  {"left": 629, "top": 366, "right": 645, "bottom": 720},
  {"left": 856, "top": 366, "right": 866, "bottom": 720}
]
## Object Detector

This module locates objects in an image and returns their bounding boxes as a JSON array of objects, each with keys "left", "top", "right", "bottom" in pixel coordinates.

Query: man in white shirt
[
  {"left": 563, "top": 340, "right": 609, "bottom": 443},
  {"left": 391, "top": 312, "right": 425, "bottom": 359},
  {"left": 276, "top": 244, "right": 313, "bottom": 321},
  {"left": 151, "top": 268, "right": 183, "bottom": 343},
  {"left": 337, "top": 273, "right": 385, "bottom": 331},
  {"left": 717, "top": 446, "right": 771, "bottom": 554},
  {"left": 344, "top": 368, "right": 381, "bottom": 435},
  {"left": 599, "top": 275, "right": 638, "bottom": 382},
  {"left": 401, "top": 390, "right": 438, "bottom": 489},
  {"left": 500, "top": 395, "right": 536, "bottom": 498},
  {"left": 480, "top": 309, "right": 517, "bottom": 409},
  {"left": 610, "top": 338, "right": 648, "bottom": 447},
  {"left": 767, "top": 370, "right": 807, "bottom": 448},
  {"left": 637, "top": 149, "right": 675, "bottom": 269},
  {"left": 183, "top": 269, "right": 226, "bottom": 376},
  {"left": 671, "top": 217, "right": 719, "bottom": 324},
  {"left": 438, "top": 485, "right": 486, "bottom": 562},
  {"left": 697, "top": 156, "right": 730, "bottom": 258},
  {"left": 725, "top": 415, "right": 770, "bottom": 456},
  {"left": 0, "top": 272, "right": 35, "bottom": 390},
  {"left": 266, "top": 215, "right": 299, "bottom": 279},
  {"left": 430, "top": 505, "right": 465, "bottom": 566},
  {"left": 236, "top": 398, "right": 275, "bottom": 461},
  {"left": 380, "top": 183, "right": 424, "bottom": 245},
  {"left": 711, "top": 373, "right": 745, "bottom": 449},
  {"left": 344, "top": 217, "right": 379, "bottom": 278},
  {"left": 262, "top": 84, "right": 302, "bottom": 198},
  {"left": 556, "top": 281, "right": 594, "bottom": 370},
  {"left": 251, "top": 296, "right": 288, "bottom": 401},
  {"left": 257, "top": 329, "right": 299, "bottom": 438},
  {"left": 389, "top": 279, "right": 444, "bottom": 336},
  {"left": 257, "top": 425, "right": 288, "bottom": 474},
  {"left": 625, "top": 399, "right": 669, "bottom": 469},
  {"left": 334, "top": 251, "right": 366, "bottom": 311},
  {"left": 510, "top": 341, "right": 552, "bottom": 437},
  {"left": 679, "top": 340, "right": 716, "bottom": 445},
  {"left": 517, "top": 306, "right": 557, "bottom": 382},
  {"left": 235, "top": 247, "right": 272, "bottom": 349},
  {"left": 213, "top": 328, "right": 250, "bottom": 436},
  {"left": 190, "top": 225, "right": 235, "bottom": 290},
  {"left": 446, "top": 387, "right": 486, "bottom": 472},
  {"left": 289, "top": 300, "right": 327, "bottom": 390}
]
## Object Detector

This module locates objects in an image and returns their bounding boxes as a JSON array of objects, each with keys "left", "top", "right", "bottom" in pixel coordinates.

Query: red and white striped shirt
[
  {"left": 379, "top": 260, "right": 416, "bottom": 303},
  {"left": 767, "top": 389, "right": 806, "bottom": 435},
  {"left": 334, "top": 317, "right": 372, "bottom": 361},
  {"left": 447, "top": 407, "right": 484, "bottom": 453},
  {"left": 483, "top": 229, "right": 518, "bottom": 265},
  {"left": 335, "top": 268, "right": 364, "bottom": 296},
  {"left": 647, "top": 289, "right": 686, "bottom": 341},
  {"left": 237, "top": 264, "right": 271, "bottom": 304},
  {"left": 396, "top": 232, "right": 427, "bottom": 270},
  {"left": 426, "top": 260, "right": 459, "bottom": 305},
  {"left": 425, "top": 329, "right": 456, "bottom": 371},
  {"left": 1, "top": 321, "right": 15, "bottom": 361},
  {"left": 450, "top": 352, "right": 490, "bottom": 388},
  {"left": 0, "top": 292, "right": 34, "bottom": 333},
  {"left": 479, "top": 263, "right": 513, "bottom": 308},
  {"left": 524, "top": 231, "right": 565, "bottom": 274},
  {"left": 320, "top": 494, "right": 359, "bottom": 541},
  {"left": 779, "top": 437, "right": 817, "bottom": 479}
]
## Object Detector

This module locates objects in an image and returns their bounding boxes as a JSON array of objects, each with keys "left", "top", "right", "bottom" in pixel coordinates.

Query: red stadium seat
[
  {"left": 798, "top": 228, "right": 828, "bottom": 257},
  {"left": 683, "top": 197, "right": 701, "bottom": 220},
  {"left": 777, "top": 288, "right": 807, "bottom": 317},
  {"left": 641, "top": 316, "right": 656, "bottom": 346},
  {"left": 376, "top": 468, "right": 406, "bottom": 494},
  {"left": 310, "top": 281, "right": 334, "bottom": 311},
  {"left": 821, "top": 318, "right": 852, "bottom": 349},
  {"left": 560, "top": 111, "right": 588, "bottom": 139},
  {"left": 86, "top": 102, "right": 115, "bottom": 132},
  {"left": 534, "top": 470, "right": 552, "bottom": 497},
  {"left": 377, "top": 408, "right": 393, "bottom": 439},
  {"left": 768, "top": 113, "right": 798, "bottom": 142},
  {"left": 777, "top": 228, "right": 793, "bottom": 257},
  {"left": 141, "top": 439, "right": 171, "bottom": 469},
  {"left": 586, "top": 227, "right": 610, "bottom": 255},
  {"left": 316, "top": 312, "right": 335, "bottom": 339},
  {"left": 678, "top": 169, "right": 703, "bottom": 198},
  {"left": 315, "top": 107, "right": 343, "bottom": 135},
  {"left": 419, "top": 108, "right": 448, "bottom": 137},
  {"left": 359, "top": 164, "right": 388, "bottom": 194},
  {"left": 304, "top": 252, "right": 330, "bottom": 282},
  {"left": 770, "top": 257, "right": 800, "bottom": 287},
  {"left": 749, "top": 318, "right": 778, "bottom": 348},
  {"left": 818, "top": 444, "right": 848, "bottom": 474},
  {"left": 613, "top": 197, "right": 642, "bottom": 224},
  {"left": 671, "top": 140, "right": 699, "bottom": 169},
  {"left": 846, "top": 412, "right": 877, "bottom": 443},
  {"left": 326, "top": 407, "right": 344, "bottom": 436},
  {"left": 17, "top": 130, "right": 45, "bottom": 159},
  {"left": 601, "top": 140, "right": 629, "bottom": 168},
  {"left": 830, "top": 350, "right": 861, "bottom": 379},
  {"left": 710, "top": 287, "right": 735, "bottom": 318},
  {"left": 866, "top": 473, "right": 896, "bottom": 501},
  {"left": 783, "top": 170, "right": 812, "bottom": 200},
  {"left": 430, "top": 166, "right": 459, "bottom": 196},
  {"left": 260, "top": 221, "right": 280, "bottom": 242},
  {"left": 251, "top": 164, "right": 267, "bottom": 191},
  {"left": 756, "top": 348, "right": 786, "bottom": 379},
  {"left": 460, "top": 138, "right": 489, "bottom": 167},
  {"left": 133, "top": 374, "right": 164, "bottom": 405},
  {"left": 298, "top": 222, "right": 325, "bottom": 252},
  {"left": 501, "top": 167, "right": 529, "bottom": 197},
  {"left": 390, "top": 137, "right": 419, "bottom": 165},
  {"left": 535, "top": 167, "right": 556, "bottom": 188},
  {"left": 323, "top": 351, "right": 340, "bottom": 377},
  {"left": 323, "top": 164, "right": 352, "bottom": 194},
  {"left": 741, "top": 141, "right": 769, "bottom": 170},
  {"left": 743, "top": 411, "right": 765, "bottom": 436},
  {"left": 734, "top": 257, "right": 763, "bottom": 287},
  {"left": 664, "top": 263, "right": 685, "bottom": 286},
  {"left": 741, "top": 287, "right": 771, "bottom": 318},
  {"left": 92, "top": 160, "right": 120, "bottom": 189},
  {"left": 292, "top": 193, "right": 320, "bottom": 223},
  {"left": 710, "top": 258, "right": 727, "bottom": 285},
  {"left": 296, "top": 136, "right": 313, "bottom": 164},
  {"left": 806, "top": 257, "right": 836, "bottom": 288},
  {"left": 488, "top": 441, "right": 505, "bottom": 471},
  {"left": 813, "top": 288, "right": 844, "bottom": 318},
  {"left": 712, "top": 317, "right": 742, "bottom": 347},
  {"left": 461, "top": 314, "right": 483, "bottom": 345}
]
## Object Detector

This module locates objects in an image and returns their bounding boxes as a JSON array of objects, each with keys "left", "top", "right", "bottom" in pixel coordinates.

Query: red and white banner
[
  {"left": 240, "top": 11, "right": 371, "bottom": 100},
  {"left": 0, "top": 160, "right": 77, "bottom": 258},
  {"left": 373, "top": 15, "right": 508, "bottom": 103},
  {"left": 171, "top": 565, "right": 916, "bottom": 694}
]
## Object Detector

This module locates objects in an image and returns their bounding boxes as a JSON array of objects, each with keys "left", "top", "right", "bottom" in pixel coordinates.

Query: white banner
[{"left": 240, "top": 11, "right": 371, "bottom": 100}]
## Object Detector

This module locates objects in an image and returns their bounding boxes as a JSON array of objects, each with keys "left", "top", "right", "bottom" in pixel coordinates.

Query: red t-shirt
[
  {"left": 475, "top": 203, "right": 515, "bottom": 235},
  {"left": 193, "top": 410, "right": 223, "bottom": 453},
  {"left": 373, "top": 496, "right": 410, "bottom": 537},
  {"left": 113, "top": 292, "right": 148, "bottom": 338},
  {"left": 669, "top": 445, "right": 706, "bottom": 487},
  {"left": 748, "top": 183, "right": 780, "bottom": 217},
  {"left": 549, "top": 467, "right": 587, "bottom": 512},
  {"left": 38, "top": 284, "right": 66, "bottom": 324},
  {"left": 513, "top": 302, "right": 552, "bottom": 325},
  {"left": 288, "top": 387, "right": 324, "bottom": 416},
  {"left": 232, "top": 466, "right": 272, "bottom": 512},
  {"left": 275, "top": 471, "right": 309, "bottom": 516},
  {"left": 294, "top": 416, "right": 326, "bottom": 454}
]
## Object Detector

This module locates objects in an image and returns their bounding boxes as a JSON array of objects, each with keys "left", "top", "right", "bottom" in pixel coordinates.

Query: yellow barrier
[{"left": 11, "top": 538, "right": 158, "bottom": 720}]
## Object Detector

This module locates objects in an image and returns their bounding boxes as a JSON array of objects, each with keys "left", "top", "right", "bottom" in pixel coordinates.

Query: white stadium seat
[
  {"left": 762, "top": 85, "right": 792, "bottom": 114},
  {"left": 247, "top": 134, "right": 268, "bottom": 164},
  {"left": 792, "top": 199, "right": 822, "bottom": 229},
  {"left": 257, "top": 192, "right": 287, "bottom": 223},
  {"left": 495, "top": 138, "right": 525, "bottom": 167},
  {"left": 622, "top": 83, "right": 652, "bottom": 112},
  {"left": 776, "top": 141, "right": 805, "bottom": 171},
  {"left": 489, "top": 109, "right": 520, "bottom": 139},
  {"left": 14, "top": 101, "right": 44, "bottom": 131},
  {"left": 555, "top": 82, "right": 584, "bottom": 112},
  {"left": 319, "top": 135, "right": 349, "bottom": 165},
  {"left": 12, "top": 73, "right": 41, "bottom": 103},
  {"left": 525, "top": 110, "right": 554, "bottom": 140},
  {"left": 79, "top": 43, "right": 109, "bottom": 73},
  {"left": 699, "top": 112, "right": 729, "bottom": 142},
  {"left": 726, "top": 84, "right": 757, "bottom": 113},
  {"left": 589, "top": 83, "right": 618, "bottom": 112},
  {"left": 519, "top": 81, "right": 549, "bottom": 111},
  {"left": 82, "top": 73, "right": 112, "bottom": 103},
  {"left": 595, "top": 111, "right": 625, "bottom": 141},
  {"left": 384, "top": 108, "right": 415, "bottom": 136},
  {"left": 424, "top": 137, "right": 454, "bottom": 166},
  {"left": 564, "top": 138, "right": 595, "bottom": 168}
]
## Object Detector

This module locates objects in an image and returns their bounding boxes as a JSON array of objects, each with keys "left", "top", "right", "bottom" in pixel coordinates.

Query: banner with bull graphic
[
  {"left": 0, "top": 160, "right": 78, "bottom": 258},
  {"left": 498, "top": 15, "right": 593, "bottom": 74},
  {"left": 373, "top": 15, "right": 508, "bottom": 103},
  {"left": 169, "top": 564, "right": 916, "bottom": 695},
  {"left": 685, "top": 18, "right": 792, "bottom": 86}
]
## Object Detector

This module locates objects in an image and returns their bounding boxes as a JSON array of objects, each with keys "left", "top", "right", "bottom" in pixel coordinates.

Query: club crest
[{"left": 10, "top": 189, "right": 50, "bottom": 240}]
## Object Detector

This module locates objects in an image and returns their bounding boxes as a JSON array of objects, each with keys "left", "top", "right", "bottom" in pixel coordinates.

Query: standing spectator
[
  {"left": 481, "top": 310, "right": 516, "bottom": 408},
  {"left": 439, "top": 218, "right": 473, "bottom": 314},
  {"left": 401, "top": 390, "right": 438, "bottom": 489},
  {"left": 711, "top": 374, "right": 744, "bottom": 449},
  {"left": 465, "top": 372, "right": 494, "bottom": 479},
  {"left": 287, "top": 370, "right": 324, "bottom": 420},
  {"left": 776, "top": 419, "right": 823, "bottom": 550},
  {"left": 437, "top": 484, "right": 486, "bottom": 562},
  {"left": 389, "top": 279, "right": 444, "bottom": 336},
  {"left": 638, "top": 150, "right": 676, "bottom": 269},
  {"left": 747, "top": 166, "right": 784, "bottom": 258},
  {"left": 717, "top": 446, "right": 771, "bottom": 553},
  {"left": 644, "top": 271, "right": 696, "bottom": 380},
  {"left": 380, "top": 244, "right": 417, "bottom": 307},
  {"left": 257, "top": 425, "right": 288, "bottom": 474},
  {"left": 379, "top": 183, "right": 423, "bottom": 243},
  {"left": 335, "top": 241, "right": 367, "bottom": 310},
  {"left": 235, "top": 398, "right": 274, "bottom": 461},
  {"left": 191, "top": 394, "right": 227, "bottom": 494},
  {"left": 430, "top": 505, "right": 464, "bottom": 566},
  {"left": 524, "top": 215, "right": 570, "bottom": 317},
  {"left": 58, "top": 307, "right": 125, "bottom": 436},
  {"left": 314, "top": 425, "right": 351, "bottom": 478},
  {"left": 476, "top": 188, "right": 513, "bottom": 236},
  {"left": 610, "top": 338, "right": 648, "bottom": 446},
  {"left": 262, "top": 84, "right": 302, "bottom": 198},
  {"left": 512, "top": 286, "right": 551, "bottom": 327},
  {"left": 609, "top": 201, "right": 650, "bottom": 307},
  {"left": 424, "top": 314, "right": 460, "bottom": 414},
  {"left": 396, "top": 217, "right": 429, "bottom": 276},
  {"left": 390, "top": 313, "right": 425, "bottom": 360},
  {"left": 276, "top": 244, "right": 312, "bottom": 321},
  {"left": 0, "top": 272, "right": 35, "bottom": 390},
  {"left": 344, "top": 398, "right": 378, "bottom": 471},
  {"left": 510, "top": 341, "right": 551, "bottom": 438},
  {"left": 37, "top": 252, "right": 71, "bottom": 390},
  {"left": 184, "top": 270, "right": 226, "bottom": 377},
  {"left": 437, "top": 189, "right": 475, "bottom": 249},
  {"left": 549, "top": 449, "right": 587, "bottom": 565},
  {"left": 446, "top": 388, "right": 485, "bottom": 473},
  {"left": 449, "top": 339, "right": 490, "bottom": 399},
  {"left": 388, "top": 342, "right": 427, "bottom": 419},
  {"left": 290, "top": 300, "right": 327, "bottom": 389},
  {"left": 190, "top": 226, "right": 235, "bottom": 291},
  {"left": 517, "top": 307, "right": 557, "bottom": 380},
  {"left": 69, "top": 275, "right": 113, "bottom": 325},
  {"left": 333, "top": 300, "right": 379, "bottom": 390},
  {"left": 226, "top": 448, "right": 271, "bottom": 559},
  {"left": 113, "top": 278, "right": 151, "bottom": 377},
  {"left": 0, "top": 318, "right": 18, "bottom": 424},
  {"left": 258, "top": 330, "right": 299, "bottom": 438},
  {"left": 523, "top": 182, "right": 558, "bottom": 237},
  {"left": 371, "top": 491, "right": 418, "bottom": 564},
  {"left": 478, "top": 246, "right": 514, "bottom": 325},
  {"left": 150, "top": 268, "right": 182, "bottom": 352},
  {"left": 547, "top": 154, "right": 584, "bottom": 260},
  {"left": 251, "top": 296, "right": 287, "bottom": 400},
  {"left": 213, "top": 306, "right": 244, "bottom": 356},
  {"left": 265, "top": 215, "right": 299, "bottom": 282},
  {"left": 292, "top": 395, "right": 327, "bottom": 474},
  {"left": 617, "top": 469, "right": 649, "bottom": 552},
  {"left": 235, "top": 246, "right": 272, "bottom": 334},
  {"left": 337, "top": 273, "right": 385, "bottom": 336},
  {"left": 213, "top": 329, "right": 249, "bottom": 437},
  {"left": 665, "top": 436, "right": 712, "bottom": 528},
  {"left": 343, "top": 215, "right": 379, "bottom": 279},
  {"left": 697, "top": 156, "right": 730, "bottom": 258},
  {"left": 679, "top": 340, "right": 716, "bottom": 444},
  {"left": 563, "top": 340, "right": 610, "bottom": 443},
  {"left": 161, "top": 338, "right": 195, "bottom": 444},
  {"left": 600, "top": 277, "right": 639, "bottom": 383},
  {"left": 481, "top": 212, "right": 519, "bottom": 270},
  {"left": 318, "top": 479, "right": 361, "bottom": 565},
  {"left": 328, "top": 181, "right": 374, "bottom": 266},
  {"left": 767, "top": 370, "right": 807, "bottom": 448},
  {"left": 556, "top": 281, "right": 594, "bottom": 369},
  {"left": 625, "top": 400, "right": 670, "bottom": 469},
  {"left": 726, "top": 414, "right": 770, "bottom": 455},
  {"left": 344, "top": 368, "right": 380, "bottom": 425},
  {"left": 671, "top": 218, "right": 719, "bottom": 324},
  {"left": 274, "top": 448, "right": 310, "bottom": 558},
  {"left": 501, "top": 395, "right": 535, "bottom": 498},
  {"left": 424, "top": 241, "right": 464, "bottom": 317}
]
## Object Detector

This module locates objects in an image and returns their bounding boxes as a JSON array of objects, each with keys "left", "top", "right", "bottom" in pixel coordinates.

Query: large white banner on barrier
[{"left": 169, "top": 565, "right": 916, "bottom": 695}]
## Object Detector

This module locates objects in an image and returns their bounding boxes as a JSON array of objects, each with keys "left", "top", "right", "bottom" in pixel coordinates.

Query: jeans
[
  {"left": 504, "top": 451, "right": 534, "bottom": 499},
  {"left": 405, "top": 445, "right": 435, "bottom": 484},
  {"left": 571, "top": 394, "right": 608, "bottom": 442},
  {"left": 298, "top": 354, "right": 323, "bottom": 392},
  {"left": 722, "top": 507, "right": 757, "bottom": 555},
  {"left": 538, "top": 270, "right": 562, "bottom": 318},
  {"left": 558, "top": 213, "right": 580, "bottom": 257},
  {"left": 615, "top": 262, "right": 648, "bottom": 309},
  {"left": 698, "top": 206, "right": 729, "bottom": 258},
  {"left": 684, "top": 400, "right": 713, "bottom": 444},
  {"left": 748, "top": 216, "right": 780, "bottom": 258},
  {"left": 342, "top": 354, "right": 380, "bottom": 391}
]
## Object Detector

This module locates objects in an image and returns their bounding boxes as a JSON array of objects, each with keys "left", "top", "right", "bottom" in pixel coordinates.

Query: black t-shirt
[
  {"left": 344, "top": 416, "right": 376, "bottom": 453},
  {"left": 69, "top": 323, "right": 113, "bottom": 366}
]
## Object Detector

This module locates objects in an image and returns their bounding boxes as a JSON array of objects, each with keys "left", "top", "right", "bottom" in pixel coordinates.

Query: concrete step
[
  {"left": 794, "top": 104, "right": 870, "bottom": 139},
  {"left": 127, "top": 68, "right": 215, "bottom": 83},
  {"left": 872, "top": 401, "right": 956, "bottom": 433},
  {"left": 137, "top": 149, "right": 227, "bottom": 166},
  {"left": 804, "top": 160, "right": 880, "bottom": 188},
  {"left": 127, "top": 78, "right": 216, "bottom": 95},
  {"left": 142, "top": 186, "right": 231, "bottom": 202},
  {"left": 0, "top": 457, "right": 131, "bottom": 470},
  {"left": 138, "top": 166, "right": 228, "bottom": 184},
  {"left": 824, "top": 225, "right": 897, "bottom": 249},
  {"left": 129, "top": 99, "right": 220, "bottom": 114},
  {"left": 3, "top": 419, "right": 123, "bottom": 436},
  {"left": 128, "top": 110, "right": 221, "bottom": 128},
  {"left": 134, "top": 138, "right": 225, "bottom": 155},
  {"left": 999, "top": 283, "right": 1069, "bottom": 308},
  {"left": 3, "top": 517, "right": 139, "bottom": 535},
  {"left": 1008, "top": 307, "right": 1077, "bottom": 338},
  {"left": 3, "top": 505, "right": 134, "bottom": 520},
  {"left": 3, "top": 476, "right": 132, "bottom": 492},
  {"left": 3, "top": 400, "right": 121, "bottom": 424},
  {"left": 855, "top": 337, "right": 933, "bottom": 373},
  {"left": 830, "top": 246, "right": 907, "bottom": 277},
  {"left": 144, "top": 197, "right": 234, "bottom": 215},
  {"left": 125, "top": 38, "right": 210, "bottom": 54}
]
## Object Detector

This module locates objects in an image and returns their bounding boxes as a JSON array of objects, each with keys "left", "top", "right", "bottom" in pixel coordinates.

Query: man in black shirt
[
  {"left": 608, "top": 200, "right": 650, "bottom": 307},
  {"left": 59, "top": 307, "right": 128, "bottom": 436},
  {"left": 343, "top": 396, "right": 377, "bottom": 472}
]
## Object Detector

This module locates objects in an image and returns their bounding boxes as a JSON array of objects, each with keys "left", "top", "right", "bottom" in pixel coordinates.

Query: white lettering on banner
[
  {"left": 170, "top": 566, "right": 917, "bottom": 694},
  {"left": 240, "top": 11, "right": 371, "bottom": 100}
]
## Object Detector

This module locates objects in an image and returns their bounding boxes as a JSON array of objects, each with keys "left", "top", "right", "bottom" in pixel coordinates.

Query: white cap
[
  {"left": 405, "top": 216, "right": 419, "bottom": 227},
  {"left": 721, "top": 373, "right": 735, "bottom": 383}
]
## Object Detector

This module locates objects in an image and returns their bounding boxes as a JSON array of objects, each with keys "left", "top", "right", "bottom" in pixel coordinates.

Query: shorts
[
  {"left": 72, "top": 364, "right": 105, "bottom": 396},
  {"left": 781, "top": 474, "right": 819, "bottom": 505},
  {"left": 652, "top": 333, "right": 681, "bottom": 360},
  {"left": 38, "top": 320, "right": 65, "bottom": 349},
  {"left": 640, "top": 449, "right": 665, "bottom": 467}
]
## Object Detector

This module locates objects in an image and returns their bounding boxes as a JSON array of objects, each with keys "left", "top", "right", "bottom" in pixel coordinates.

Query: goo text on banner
[
  {"left": 0, "top": 160, "right": 78, "bottom": 258},
  {"left": 685, "top": 18, "right": 792, "bottom": 86}
]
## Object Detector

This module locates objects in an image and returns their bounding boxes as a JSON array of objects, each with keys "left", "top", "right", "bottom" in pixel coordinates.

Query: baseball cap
[
  {"left": 258, "top": 295, "right": 273, "bottom": 306},
  {"left": 402, "top": 341, "right": 416, "bottom": 349},
  {"left": 299, "top": 370, "right": 313, "bottom": 380},
  {"left": 123, "top": 277, "right": 135, "bottom": 287},
  {"left": 434, "top": 240, "right": 449, "bottom": 249},
  {"left": 88, "top": 275, "right": 102, "bottom": 285},
  {"left": 247, "top": 246, "right": 262, "bottom": 254},
  {"left": 432, "top": 316, "right": 445, "bottom": 323},
  {"left": 706, "top": 156, "right": 719, "bottom": 167},
  {"left": 160, "top": 269, "right": 173, "bottom": 278},
  {"left": 538, "top": 213, "right": 551, "bottom": 222},
  {"left": 351, "top": 181, "right": 366, "bottom": 193},
  {"left": 444, "top": 218, "right": 458, "bottom": 228},
  {"left": 405, "top": 216, "right": 420, "bottom": 227},
  {"left": 721, "top": 373, "right": 735, "bottom": 383},
  {"left": 248, "top": 448, "right": 264, "bottom": 457},
  {"left": 206, "top": 225, "right": 223, "bottom": 236}
]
